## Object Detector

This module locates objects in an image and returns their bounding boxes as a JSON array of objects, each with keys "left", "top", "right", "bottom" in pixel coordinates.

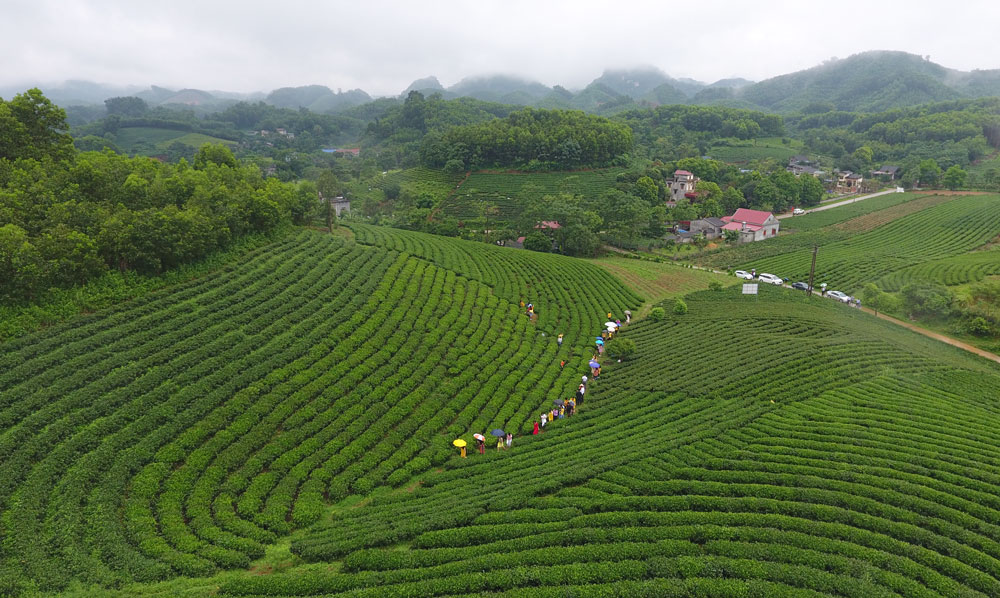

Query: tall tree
[
  {"left": 942, "top": 165, "right": 967, "bottom": 190},
  {"left": 1, "top": 88, "right": 73, "bottom": 161}
]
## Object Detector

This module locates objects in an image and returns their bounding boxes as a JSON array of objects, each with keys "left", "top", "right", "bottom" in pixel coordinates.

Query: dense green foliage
[
  {"left": 422, "top": 108, "right": 634, "bottom": 171},
  {"left": 615, "top": 105, "right": 784, "bottom": 160},
  {"left": 790, "top": 98, "right": 1000, "bottom": 181},
  {"left": 0, "top": 226, "right": 640, "bottom": 593},
  {"left": 0, "top": 90, "right": 315, "bottom": 304},
  {"left": 0, "top": 89, "right": 74, "bottom": 162}
]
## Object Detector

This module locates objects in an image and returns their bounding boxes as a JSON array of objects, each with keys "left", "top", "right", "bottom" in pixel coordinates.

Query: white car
[
  {"left": 758, "top": 273, "right": 783, "bottom": 285},
  {"left": 827, "top": 290, "right": 852, "bottom": 303},
  {"left": 792, "top": 208, "right": 805, "bottom": 215},
  {"left": 734, "top": 270, "right": 754, "bottom": 280}
]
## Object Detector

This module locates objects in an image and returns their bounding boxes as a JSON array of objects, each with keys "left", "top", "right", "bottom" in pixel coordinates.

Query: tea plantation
[
  {"left": 438, "top": 169, "right": 626, "bottom": 221},
  {"left": 0, "top": 227, "right": 639, "bottom": 595},
  {"left": 699, "top": 193, "right": 1000, "bottom": 293},
  {"left": 4, "top": 225, "right": 1000, "bottom": 597}
]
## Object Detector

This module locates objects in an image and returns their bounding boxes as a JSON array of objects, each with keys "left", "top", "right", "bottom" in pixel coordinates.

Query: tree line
[
  {"left": 788, "top": 98, "right": 1000, "bottom": 187},
  {"left": 420, "top": 107, "right": 634, "bottom": 171},
  {"left": 0, "top": 90, "right": 317, "bottom": 304}
]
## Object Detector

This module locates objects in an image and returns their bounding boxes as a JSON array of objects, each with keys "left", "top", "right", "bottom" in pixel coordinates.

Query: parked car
[
  {"left": 792, "top": 208, "right": 805, "bottom": 215},
  {"left": 758, "top": 273, "right": 783, "bottom": 285},
  {"left": 827, "top": 290, "right": 852, "bottom": 303},
  {"left": 791, "top": 281, "right": 809, "bottom": 291},
  {"left": 733, "top": 270, "right": 753, "bottom": 280}
]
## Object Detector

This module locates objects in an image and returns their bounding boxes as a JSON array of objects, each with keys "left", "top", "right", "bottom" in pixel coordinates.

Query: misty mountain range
[{"left": 6, "top": 51, "right": 1000, "bottom": 115}]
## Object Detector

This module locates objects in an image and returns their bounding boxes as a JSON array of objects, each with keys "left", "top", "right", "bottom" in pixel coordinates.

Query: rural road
[
  {"left": 777, "top": 189, "right": 900, "bottom": 219},
  {"left": 862, "top": 307, "right": 1000, "bottom": 365}
]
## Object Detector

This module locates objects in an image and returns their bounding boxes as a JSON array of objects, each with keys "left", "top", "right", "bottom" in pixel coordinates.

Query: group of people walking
[{"left": 455, "top": 307, "right": 631, "bottom": 457}]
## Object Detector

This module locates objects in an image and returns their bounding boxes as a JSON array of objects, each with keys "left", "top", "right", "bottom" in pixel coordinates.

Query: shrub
[
  {"left": 673, "top": 298, "right": 688, "bottom": 315},
  {"left": 523, "top": 231, "right": 551, "bottom": 253},
  {"left": 708, "top": 281, "right": 723, "bottom": 292},
  {"left": 605, "top": 338, "right": 636, "bottom": 361},
  {"left": 443, "top": 159, "right": 466, "bottom": 175},
  {"left": 967, "top": 316, "right": 992, "bottom": 336},
  {"left": 901, "top": 282, "right": 952, "bottom": 319},
  {"left": 649, "top": 307, "right": 665, "bottom": 321}
]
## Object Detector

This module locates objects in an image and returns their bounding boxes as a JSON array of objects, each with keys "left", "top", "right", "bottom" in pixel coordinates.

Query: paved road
[{"left": 777, "top": 189, "right": 900, "bottom": 219}]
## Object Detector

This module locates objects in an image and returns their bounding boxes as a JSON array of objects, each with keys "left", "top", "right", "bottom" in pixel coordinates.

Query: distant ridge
[{"left": 7, "top": 51, "right": 1000, "bottom": 114}]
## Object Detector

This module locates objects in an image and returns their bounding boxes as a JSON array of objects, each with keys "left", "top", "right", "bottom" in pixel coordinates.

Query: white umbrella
[{"left": 604, "top": 321, "right": 615, "bottom": 328}]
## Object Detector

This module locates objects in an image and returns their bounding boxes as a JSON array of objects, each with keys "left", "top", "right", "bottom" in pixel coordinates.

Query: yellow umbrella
[{"left": 452, "top": 438, "right": 467, "bottom": 447}]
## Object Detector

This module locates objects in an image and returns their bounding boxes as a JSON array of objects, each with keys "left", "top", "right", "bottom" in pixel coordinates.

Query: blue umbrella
[
  {"left": 490, "top": 429, "right": 506, "bottom": 437},
  {"left": 589, "top": 360, "right": 600, "bottom": 368},
  {"left": 596, "top": 339, "right": 604, "bottom": 345}
]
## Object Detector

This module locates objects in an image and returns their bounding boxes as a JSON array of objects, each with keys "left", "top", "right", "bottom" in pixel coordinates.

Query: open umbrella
[
  {"left": 490, "top": 429, "right": 506, "bottom": 437},
  {"left": 589, "top": 360, "right": 600, "bottom": 369},
  {"left": 553, "top": 399, "right": 565, "bottom": 407},
  {"left": 452, "top": 438, "right": 467, "bottom": 447},
  {"left": 472, "top": 433, "right": 485, "bottom": 441},
  {"left": 604, "top": 322, "right": 616, "bottom": 328}
]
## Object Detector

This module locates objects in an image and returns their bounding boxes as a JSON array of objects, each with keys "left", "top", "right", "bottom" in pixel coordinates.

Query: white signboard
[{"left": 742, "top": 283, "right": 759, "bottom": 295}]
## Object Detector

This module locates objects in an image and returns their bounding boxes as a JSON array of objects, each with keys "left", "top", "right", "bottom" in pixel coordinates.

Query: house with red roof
[
  {"left": 667, "top": 169, "right": 699, "bottom": 204},
  {"left": 720, "top": 208, "right": 780, "bottom": 243}
]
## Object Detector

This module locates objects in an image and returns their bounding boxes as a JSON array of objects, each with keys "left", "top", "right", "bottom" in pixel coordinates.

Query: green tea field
[
  {"left": 348, "top": 168, "right": 465, "bottom": 205},
  {"left": 111, "top": 126, "right": 237, "bottom": 155},
  {"left": 698, "top": 193, "right": 1000, "bottom": 293},
  {"left": 439, "top": 169, "right": 626, "bottom": 221},
  {"left": 3, "top": 225, "right": 1000, "bottom": 598},
  {"left": 707, "top": 137, "right": 806, "bottom": 164}
]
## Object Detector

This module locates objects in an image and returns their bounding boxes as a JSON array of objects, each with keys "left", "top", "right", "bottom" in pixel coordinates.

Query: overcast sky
[{"left": 3, "top": 0, "right": 1000, "bottom": 96}]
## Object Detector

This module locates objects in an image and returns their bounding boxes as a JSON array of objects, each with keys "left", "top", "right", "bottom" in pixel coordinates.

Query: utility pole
[
  {"left": 807, "top": 245, "right": 818, "bottom": 297},
  {"left": 326, "top": 195, "right": 333, "bottom": 232}
]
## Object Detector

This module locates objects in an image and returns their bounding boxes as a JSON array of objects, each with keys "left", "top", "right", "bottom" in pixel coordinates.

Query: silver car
[{"left": 827, "top": 290, "right": 852, "bottom": 303}]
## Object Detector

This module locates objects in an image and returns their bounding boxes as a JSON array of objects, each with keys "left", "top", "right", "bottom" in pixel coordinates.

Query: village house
[
  {"left": 787, "top": 162, "right": 824, "bottom": 177},
  {"left": 836, "top": 171, "right": 864, "bottom": 193},
  {"left": 666, "top": 169, "right": 699, "bottom": 204},
  {"left": 687, "top": 217, "right": 727, "bottom": 240},
  {"left": 720, "top": 208, "right": 780, "bottom": 243},
  {"left": 873, "top": 165, "right": 901, "bottom": 180},
  {"left": 319, "top": 192, "right": 352, "bottom": 217}
]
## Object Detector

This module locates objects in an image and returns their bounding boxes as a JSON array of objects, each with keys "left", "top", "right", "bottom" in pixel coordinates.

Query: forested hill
[{"left": 741, "top": 51, "right": 971, "bottom": 113}]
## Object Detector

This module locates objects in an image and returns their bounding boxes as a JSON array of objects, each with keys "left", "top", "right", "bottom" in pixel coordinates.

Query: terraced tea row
[
  {"left": 0, "top": 227, "right": 641, "bottom": 592},
  {"left": 438, "top": 169, "right": 625, "bottom": 221},
  {"left": 702, "top": 193, "right": 1000, "bottom": 293},
  {"left": 221, "top": 285, "right": 1000, "bottom": 598}
]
